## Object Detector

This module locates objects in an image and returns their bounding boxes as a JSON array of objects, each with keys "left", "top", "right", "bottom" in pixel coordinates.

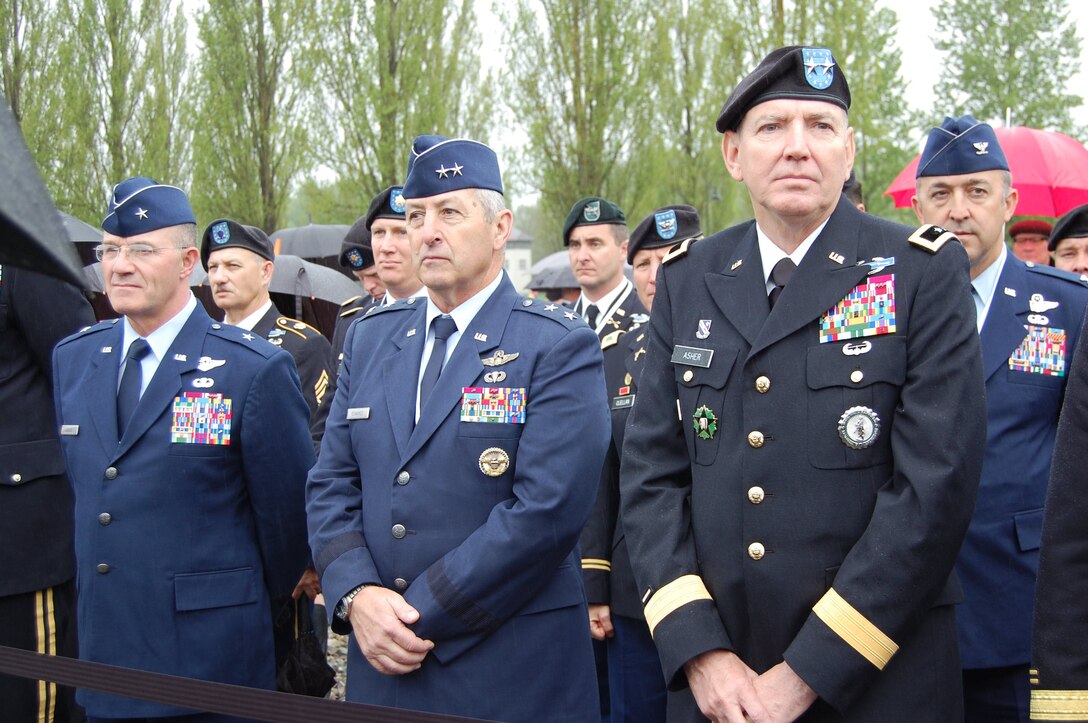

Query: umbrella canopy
[
  {"left": 885, "top": 126, "right": 1088, "bottom": 216},
  {"left": 62, "top": 212, "right": 106, "bottom": 265},
  {"left": 0, "top": 99, "right": 84, "bottom": 285},
  {"left": 270, "top": 224, "right": 350, "bottom": 260},
  {"left": 527, "top": 250, "right": 579, "bottom": 290}
]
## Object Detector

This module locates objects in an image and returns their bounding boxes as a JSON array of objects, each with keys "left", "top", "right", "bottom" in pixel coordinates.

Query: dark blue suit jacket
[
  {"left": 956, "top": 256, "right": 1088, "bottom": 669},
  {"left": 53, "top": 303, "right": 312, "bottom": 717},
  {"left": 307, "top": 274, "right": 609, "bottom": 721}
]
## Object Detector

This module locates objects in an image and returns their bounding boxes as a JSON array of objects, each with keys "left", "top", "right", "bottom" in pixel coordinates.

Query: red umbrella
[{"left": 885, "top": 126, "right": 1088, "bottom": 216}]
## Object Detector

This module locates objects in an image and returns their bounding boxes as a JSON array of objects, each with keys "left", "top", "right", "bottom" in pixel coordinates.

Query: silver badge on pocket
[{"left": 838, "top": 406, "right": 880, "bottom": 449}]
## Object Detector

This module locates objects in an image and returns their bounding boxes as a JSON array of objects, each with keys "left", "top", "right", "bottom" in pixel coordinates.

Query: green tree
[
  {"left": 932, "top": 0, "right": 1083, "bottom": 133},
  {"left": 505, "top": 0, "right": 657, "bottom": 254},
  {"left": 190, "top": 0, "right": 318, "bottom": 231},
  {"left": 309, "top": 0, "right": 494, "bottom": 217}
]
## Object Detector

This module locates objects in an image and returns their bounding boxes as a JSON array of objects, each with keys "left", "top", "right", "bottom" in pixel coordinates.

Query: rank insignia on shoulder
[
  {"left": 663, "top": 238, "right": 695, "bottom": 265},
  {"left": 693, "top": 405, "right": 718, "bottom": 440},
  {"left": 601, "top": 330, "right": 624, "bottom": 350},
  {"left": 908, "top": 224, "right": 958, "bottom": 254},
  {"left": 820, "top": 274, "right": 896, "bottom": 344}
]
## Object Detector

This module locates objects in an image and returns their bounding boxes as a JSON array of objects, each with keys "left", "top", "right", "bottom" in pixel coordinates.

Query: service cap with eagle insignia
[
  {"left": 917, "top": 115, "right": 1009, "bottom": 178},
  {"left": 563, "top": 196, "right": 626, "bottom": 246},
  {"left": 908, "top": 224, "right": 960, "bottom": 254}
]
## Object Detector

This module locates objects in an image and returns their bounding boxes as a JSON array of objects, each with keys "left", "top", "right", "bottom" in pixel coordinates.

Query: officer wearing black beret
[
  {"left": 581, "top": 204, "right": 702, "bottom": 723},
  {"left": 620, "top": 47, "right": 986, "bottom": 722},
  {"left": 365, "top": 185, "right": 425, "bottom": 307},
  {"left": 202, "top": 218, "right": 335, "bottom": 450},
  {"left": 331, "top": 217, "right": 382, "bottom": 364},
  {"left": 1050, "top": 204, "right": 1088, "bottom": 276},
  {"left": 564, "top": 196, "right": 647, "bottom": 343},
  {"left": 911, "top": 116, "right": 1088, "bottom": 722}
]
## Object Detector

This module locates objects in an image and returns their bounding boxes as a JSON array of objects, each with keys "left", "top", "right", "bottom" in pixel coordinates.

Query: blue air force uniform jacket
[
  {"left": 306, "top": 275, "right": 609, "bottom": 721},
  {"left": 956, "top": 256, "right": 1088, "bottom": 670},
  {"left": 52, "top": 304, "right": 313, "bottom": 717},
  {"left": 1031, "top": 312, "right": 1088, "bottom": 721},
  {"left": 619, "top": 200, "right": 986, "bottom": 721}
]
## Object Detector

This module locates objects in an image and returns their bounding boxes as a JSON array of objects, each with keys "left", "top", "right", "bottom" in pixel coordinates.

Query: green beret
[{"left": 562, "top": 197, "right": 626, "bottom": 246}]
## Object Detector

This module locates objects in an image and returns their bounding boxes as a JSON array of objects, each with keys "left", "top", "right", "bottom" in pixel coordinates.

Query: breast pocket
[
  {"left": 673, "top": 342, "right": 740, "bottom": 466},
  {"left": 806, "top": 337, "right": 905, "bottom": 470}
]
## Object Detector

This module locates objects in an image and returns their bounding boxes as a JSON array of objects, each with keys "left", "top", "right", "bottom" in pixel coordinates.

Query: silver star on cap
[
  {"left": 135, "top": 208, "right": 149, "bottom": 219},
  {"left": 451, "top": 163, "right": 463, "bottom": 176},
  {"left": 436, "top": 165, "right": 452, "bottom": 179}
]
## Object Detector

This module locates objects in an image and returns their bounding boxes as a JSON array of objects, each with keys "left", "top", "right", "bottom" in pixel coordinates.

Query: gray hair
[
  {"left": 172, "top": 223, "right": 199, "bottom": 248},
  {"left": 475, "top": 189, "right": 507, "bottom": 223}
]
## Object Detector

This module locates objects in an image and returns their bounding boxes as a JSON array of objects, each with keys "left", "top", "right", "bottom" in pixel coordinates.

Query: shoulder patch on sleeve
[
  {"left": 908, "top": 224, "right": 959, "bottom": 254},
  {"left": 514, "top": 297, "right": 586, "bottom": 330},
  {"left": 662, "top": 238, "right": 695, "bottom": 265},
  {"left": 601, "top": 329, "right": 625, "bottom": 350}
]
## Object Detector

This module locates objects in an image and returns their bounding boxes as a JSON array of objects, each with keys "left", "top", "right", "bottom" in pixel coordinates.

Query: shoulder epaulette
[
  {"left": 339, "top": 305, "right": 368, "bottom": 319},
  {"left": 339, "top": 294, "right": 362, "bottom": 308},
  {"left": 601, "top": 329, "right": 625, "bottom": 350},
  {"left": 208, "top": 322, "right": 278, "bottom": 358},
  {"left": 57, "top": 318, "right": 116, "bottom": 348},
  {"left": 908, "top": 224, "right": 958, "bottom": 254},
  {"left": 514, "top": 297, "right": 585, "bottom": 330},
  {"left": 1024, "top": 262, "right": 1088, "bottom": 287},
  {"left": 663, "top": 237, "right": 695, "bottom": 265},
  {"left": 275, "top": 316, "right": 322, "bottom": 339},
  {"left": 361, "top": 297, "right": 417, "bottom": 320}
]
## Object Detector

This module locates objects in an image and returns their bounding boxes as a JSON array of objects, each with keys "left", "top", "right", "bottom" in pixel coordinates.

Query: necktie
[
  {"left": 768, "top": 258, "right": 797, "bottom": 308},
  {"left": 585, "top": 304, "right": 599, "bottom": 330},
  {"left": 419, "top": 315, "right": 458, "bottom": 409},
  {"left": 117, "top": 338, "right": 151, "bottom": 437}
]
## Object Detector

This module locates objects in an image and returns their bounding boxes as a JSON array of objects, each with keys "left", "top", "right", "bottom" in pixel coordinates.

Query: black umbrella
[
  {"left": 271, "top": 224, "right": 352, "bottom": 276},
  {"left": 0, "top": 97, "right": 84, "bottom": 286},
  {"left": 62, "top": 212, "right": 105, "bottom": 266},
  {"left": 527, "top": 250, "right": 579, "bottom": 290}
]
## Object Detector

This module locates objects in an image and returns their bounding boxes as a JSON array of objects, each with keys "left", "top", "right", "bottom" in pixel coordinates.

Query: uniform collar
[
  {"left": 756, "top": 218, "right": 829, "bottom": 293},
  {"left": 121, "top": 293, "right": 198, "bottom": 366},
  {"left": 424, "top": 269, "right": 505, "bottom": 334},
  {"left": 231, "top": 298, "right": 274, "bottom": 331},
  {"left": 971, "top": 244, "right": 1008, "bottom": 332}
]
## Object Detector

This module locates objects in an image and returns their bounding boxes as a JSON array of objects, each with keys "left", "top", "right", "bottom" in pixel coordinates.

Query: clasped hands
[
  {"left": 347, "top": 586, "right": 435, "bottom": 675},
  {"left": 684, "top": 649, "right": 818, "bottom": 723}
]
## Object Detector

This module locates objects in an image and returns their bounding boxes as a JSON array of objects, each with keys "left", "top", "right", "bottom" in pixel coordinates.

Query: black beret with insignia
[
  {"left": 200, "top": 218, "right": 273, "bottom": 270},
  {"left": 364, "top": 185, "right": 407, "bottom": 231},
  {"left": 715, "top": 46, "right": 851, "bottom": 133},
  {"left": 340, "top": 216, "right": 374, "bottom": 270},
  {"left": 628, "top": 205, "right": 703, "bottom": 264},
  {"left": 1050, "top": 204, "right": 1088, "bottom": 251},
  {"left": 563, "top": 196, "right": 626, "bottom": 246}
]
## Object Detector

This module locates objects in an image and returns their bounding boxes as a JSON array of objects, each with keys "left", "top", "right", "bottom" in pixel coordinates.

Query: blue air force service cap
[
  {"left": 102, "top": 176, "right": 195, "bottom": 236},
  {"left": 364, "top": 185, "right": 407, "bottom": 230},
  {"left": 340, "top": 217, "right": 374, "bottom": 270},
  {"left": 628, "top": 205, "right": 703, "bottom": 264},
  {"left": 563, "top": 197, "right": 627, "bottom": 246},
  {"left": 1050, "top": 204, "right": 1088, "bottom": 251},
  {"left": 402, "top": 135, "right": 503, "bottom": 200},
  {"left": 200, "top": 219, "right": 274, "bottom": 271},
  {"left": 716, "top": 46, "right": 851, "bottom": 133},
  {"left": 917, "top": 115, "right": 1009, "bottom": 178}
]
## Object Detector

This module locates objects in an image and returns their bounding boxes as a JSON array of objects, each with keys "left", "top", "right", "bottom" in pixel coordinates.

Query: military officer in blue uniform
[
  {"left": 201, "top": 218, "right": 335, "bottom": 451},
  {"left": 307, "top": 136, "right": 609, "bottom": 721},
  {"left": 582, "top": 204, "right": 703, "bottom": 723},
  {"left": 565, "top": 196, "right": 648, "bottom": 342},
  {"left": 0, "top": 262, "right": 93, "bottom": 722},
  {"left": 911, "top": 116, "right": 1088, "bottom": 723},
  {"left": 52, "top": 177, "right": 313, "bottom": 720},
  {"left": 1030, "top": 312, "right": 1088, "bottom": 722},
  {"left": 620, "top": 47, "right": 986, "bottom": 722}
]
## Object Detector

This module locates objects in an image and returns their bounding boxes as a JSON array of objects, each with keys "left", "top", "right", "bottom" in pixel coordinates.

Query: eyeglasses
[{"left": 94, "top": 244, "right": 183, "bottom": 262}]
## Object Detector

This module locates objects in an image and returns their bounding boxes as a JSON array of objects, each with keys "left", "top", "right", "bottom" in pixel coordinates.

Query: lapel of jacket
[
  {"left": 401, "top": 279, "right": 516, "bottom": 464},
  {"left": 250, "top": 305, "right": 278, "bottom": 338},
  {"left": 114, "top": 306, "right": 205, "bottom": 460},
  {"left": 382, "top": 304, "right": 427, "bottom": 459},
  {"left": 86, "top": 322, "right": 125, "bottom": 456},
  {"left": 703, "top": 225, "right": 769, "bottom": 348},
  {"left": 980, "top": 257, "right": 1030, "bottom": 382},
  {"left": 748, "top": 204, "right": 870, "bottom": 360}
]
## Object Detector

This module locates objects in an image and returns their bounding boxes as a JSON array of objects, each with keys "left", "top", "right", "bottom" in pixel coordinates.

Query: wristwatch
[{"left": 336, "top": 583, "right": 369, "bottom": 621}]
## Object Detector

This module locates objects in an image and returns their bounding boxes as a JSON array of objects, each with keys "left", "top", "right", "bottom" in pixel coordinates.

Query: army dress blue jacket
[{"left": 53, "top": 303, "right": 313, "bottom": 717}]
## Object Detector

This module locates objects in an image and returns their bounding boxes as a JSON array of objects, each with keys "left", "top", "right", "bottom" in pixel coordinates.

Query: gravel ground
[{"left": 326, "top": 631, "right": 349, "bottom": 701}]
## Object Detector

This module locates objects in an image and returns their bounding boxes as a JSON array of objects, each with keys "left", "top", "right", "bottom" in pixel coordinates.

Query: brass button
[
  {"left": 394, "top": 577, "right": 408, "bottom": 591},
  {"left": 850, "top": 370, "right": 864, "bottom": 384},
  {"left": 683, "top": 370, "right": 694, "bottom": 383},
  {"left": 748, "top": 542, "right": 765, "bottom": 561},
  {"left": 747, "top": 431, "right": 765, "bottom": 448},
  {"left": 747, "top": 486, "right": 765, "bottom": 504},
  {"left": 755, "top": 376, "right": 771, "bottom": 393},
  {"left": 10, "top": 473, "right": 22, "bottom": 484},
  {"left": 104, "top": 467, "right": 118, "bottom": 480},
  {"left": 396, "top": 471, "right": 410, "bottom": 485},
  {"left": 391, "top": 524, "right": 406, "bottom": 539},
  {"left": 96, "top": 563, "right": 110, "bottom": 574},
  {"left": 98, "top": 513, "right": 112, "bottom": 526}
]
